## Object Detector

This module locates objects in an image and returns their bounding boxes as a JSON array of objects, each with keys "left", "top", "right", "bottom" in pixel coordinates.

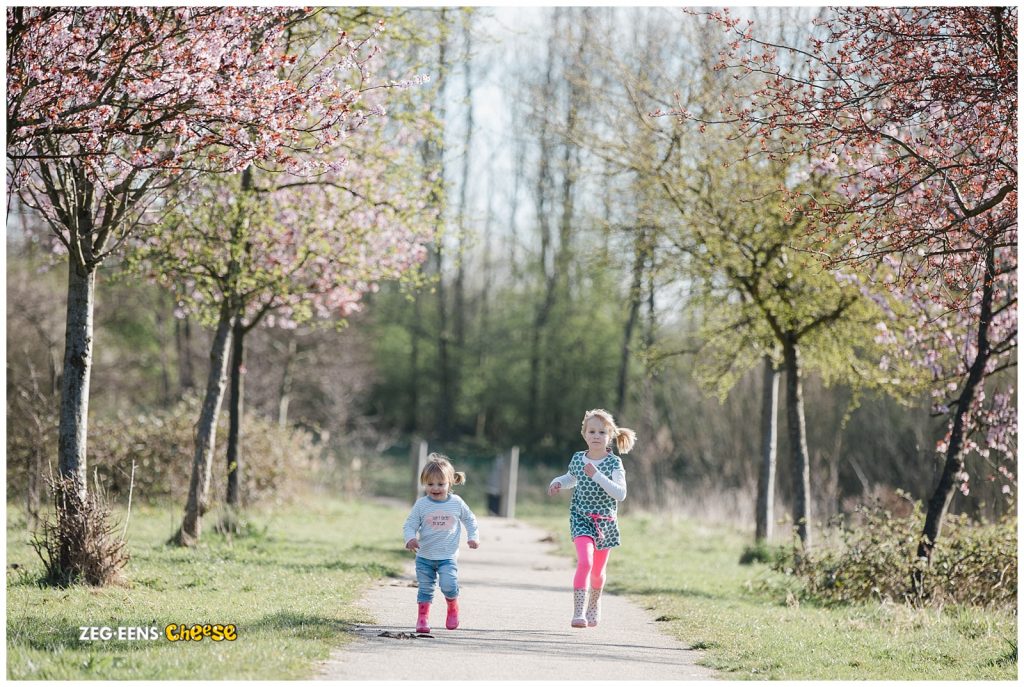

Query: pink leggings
[{"left": 573, "top": 536, "right": 610, "bottom": 590}]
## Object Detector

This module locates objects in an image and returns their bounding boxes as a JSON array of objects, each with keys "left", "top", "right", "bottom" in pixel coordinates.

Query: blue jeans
[{"left": 415, "top": 557, "right": 459, "bottom": 603}]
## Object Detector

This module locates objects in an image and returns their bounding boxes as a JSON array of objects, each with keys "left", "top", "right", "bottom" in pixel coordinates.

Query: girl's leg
[
  {"left": 587, "top": 549, "right": 611, "bottom": 626},
  {"left": 573, "top": 536, "right": 595, "bottom": 589},
  {"left": 437, "top": 559, "right": 460, "bottom": 599},
  {"left": 437, "top": 559, "right": 461, "bottom": 630},
  {"left": 415, "top": 557, "right": 438, "bottom": 603},
  {"left": 590, "top": 547, "right": 611, "bottom": 590},
  {"left": 571, "top": 537, "right": 595, "bottom": 627},
  {"left": 413, "top": 558, "right": 436, "bottom": 633}
]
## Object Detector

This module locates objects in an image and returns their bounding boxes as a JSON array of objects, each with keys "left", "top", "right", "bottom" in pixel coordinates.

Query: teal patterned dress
[{"left": 566, "top": 451, "right": 623, "bottom": 550}]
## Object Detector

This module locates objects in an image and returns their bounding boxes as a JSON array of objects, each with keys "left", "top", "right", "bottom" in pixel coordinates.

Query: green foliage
[
  {"left": 774, "top": 500, "right": 1017, "bottom": 609},
  {"left": 739, "top": 540, "right": 775, "bottom": 565},
  {"left": 365, "top": 266, "right": 626, "bottom": 455}
]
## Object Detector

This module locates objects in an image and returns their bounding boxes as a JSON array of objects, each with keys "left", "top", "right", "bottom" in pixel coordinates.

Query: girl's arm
[
  {"left": 460, "top": 499, "right": 480, "bottom": 546},
  {"left": 402, "top": 501, "right": 422, "bottom": 548},
  {"left": 547, "top": 472, "right": 577, "bottom": 496},
  {"left": 590, "top": 468, "right": 627, "bottom": 501}
]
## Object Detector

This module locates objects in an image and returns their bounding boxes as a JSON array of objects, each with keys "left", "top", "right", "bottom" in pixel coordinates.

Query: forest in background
[{"left": 6, "top": 6, "right": 1015, "bottom": 547}]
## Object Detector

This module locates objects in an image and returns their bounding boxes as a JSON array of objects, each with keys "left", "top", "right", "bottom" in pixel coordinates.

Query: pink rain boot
[
  {"left": 416, "top": 602, "right": 431, "bottom": 634},
  {"left": 445, "top": 597, "right": 460, "bottom": 630}
]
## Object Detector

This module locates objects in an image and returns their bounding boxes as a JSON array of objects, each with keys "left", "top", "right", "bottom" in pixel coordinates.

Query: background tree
[
  {"left": 681, "top": 6, "right": 1016, "bottom": 562},
  {"left": 136, "top": 141, "right": 432, "bottom": 544},
  {"left": 6, "top": 6, "right": 384, "bottom": 503}
]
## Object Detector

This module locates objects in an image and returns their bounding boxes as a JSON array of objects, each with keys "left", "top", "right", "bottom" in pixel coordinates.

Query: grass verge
[
  {"left": 522, "top": 508, "right": 1017, "bottom": 680},
  {"left": 6, "top": 496, "right": 408, "bottom": 680}
]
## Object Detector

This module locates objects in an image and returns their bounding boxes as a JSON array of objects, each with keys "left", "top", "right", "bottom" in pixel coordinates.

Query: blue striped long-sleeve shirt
[{"left": 403, "top": 494, "right": 479, "bottom": 561}]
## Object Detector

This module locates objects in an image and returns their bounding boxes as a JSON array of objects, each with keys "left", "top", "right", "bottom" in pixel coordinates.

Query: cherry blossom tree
[
  {"left": 6, "top": 7, "right": 392, "bottom": 501},
  {"left": 136, "top": 144, "right": 432, "bottom": 544},
  {"left": 675, "top": 7, "right": 1016, "bottom": 565}
]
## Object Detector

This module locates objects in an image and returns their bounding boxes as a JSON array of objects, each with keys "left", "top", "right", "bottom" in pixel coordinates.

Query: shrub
[
  {"left": 86, "top": 396, "right": 320, "bottom": 506},
  {"left": 31, "top": 475, "right": 129, "bottom": 587},
  {"left": 739, "top": 540, "right": 775, "bottom": 565},
  {"left": 774, "top": 499, "right": 1017, "bottom": 609}
]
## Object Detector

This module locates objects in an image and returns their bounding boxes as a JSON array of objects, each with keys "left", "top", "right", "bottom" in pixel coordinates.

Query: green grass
[
  {"left": 6, "top": 496, "right": 409, "bottom": 680},
  {"left": 523, "top": 508, "right": 1018, "bottom": 680},
  {"left": 8, "top": 489, "right": 1016, "bottom": 681}
]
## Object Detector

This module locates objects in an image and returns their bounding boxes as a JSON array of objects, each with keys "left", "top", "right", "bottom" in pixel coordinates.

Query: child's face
[
  {"left": 425, "top": 477, "right": 450, "bottom": 500},
  {"left": 582, "top": 418, "right": 610, "bottom": 452}
]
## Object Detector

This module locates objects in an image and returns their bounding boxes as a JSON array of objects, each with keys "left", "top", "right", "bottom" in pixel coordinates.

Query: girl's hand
[
  {"left": 547, "top": 483, "right": 561, "bottom": 496},
  {"left": 405, "top": 538, "right": 419, "bottom": 551},
  {"left": 583, "top": 463, "right": 597, "bottom": 478},
  {"left": 468, "top": 540, "right": 479, "bottom": 549}
]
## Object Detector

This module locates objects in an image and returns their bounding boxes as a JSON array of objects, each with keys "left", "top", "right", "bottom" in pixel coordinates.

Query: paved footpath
[{"left": 315, "top": 516, "right": 716, "bottom": 681}]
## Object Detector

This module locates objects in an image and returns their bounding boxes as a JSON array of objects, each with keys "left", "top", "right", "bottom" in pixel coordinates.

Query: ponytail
[{"left": 614, "top": 427, "right": 637, "bottom": 454}]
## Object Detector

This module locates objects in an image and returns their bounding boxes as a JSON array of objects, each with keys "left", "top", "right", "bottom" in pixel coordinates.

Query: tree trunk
[
  {"left": 916, "top": 245, "right": 996, "bottom": 568},
  {"left": 756, "top": 355, "right": 780, "bottom": 543},
  {"left": 57, "top": 259, "right": 96, "bottom": 500},
  {"left": 476, "top": 166, "right": 496, "bottom": 440},
  {"left": 406, "top": 295, "right": 421, "bottom": 435},
  {"left": 277, "top": 334, "right": 297, "bottom": 428},
  {"left": 453, "top": 15, "right": 473, "bottom": 355},
  {"left": 436, "top": 245, "right": 453, "bottom": 437},
  {"left": 155, "top": 294, "right": 173, "bottom": 405},
  {"left": 433, "top": 12, "right": 454, "bottom": 439},
  {"left": 175, "top": 302, "right": 235, "bottom": 546},
  {"left": 226, "top": 316, "right": 245, "bottom": 508},
  {"left": 783, "top": 336, "right": 811, "bottom": 549},
  {"left": 175, "top": 315, "right": 195, "bottom": 393},
  {"left": 617, "top": 226, "right": 647, "bottom": 416},
  {"left": 526, "top": 11, "right": 559, "bottom": 436}
]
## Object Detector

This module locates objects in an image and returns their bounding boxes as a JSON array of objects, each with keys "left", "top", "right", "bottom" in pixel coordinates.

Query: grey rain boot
[
  {"left": 586, "top": 587, "right": 603, "bottom": 627},
  {"left": 571, "top": 589, "right": 587, "bottom": 628}
]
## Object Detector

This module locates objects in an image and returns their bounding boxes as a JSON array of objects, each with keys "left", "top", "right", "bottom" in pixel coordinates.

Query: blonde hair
[
  {"left": 581, "top": 408, "right": 637, "bottom": 454},
  {"left": 420, "top": 452, "right": 466, "bottom": 486}
]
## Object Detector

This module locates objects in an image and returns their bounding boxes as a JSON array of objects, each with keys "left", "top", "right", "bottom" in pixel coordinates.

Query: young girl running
[
  {"left": 547, "top": 409, "right": 636, "bottom": 628},
  {"left": 403, "top": 453, "right": 479, "bottom": 633}
]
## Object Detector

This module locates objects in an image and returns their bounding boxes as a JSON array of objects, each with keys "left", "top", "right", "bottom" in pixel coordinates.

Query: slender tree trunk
[
  {"left": 783, "top": 336, "right": 811, "bottom": 549},
  {"left": 57, "top": 259, "right": 96, "bottom": 500},
  {"left": 476, "top": 172, "right": 495, "bottom": 440},
  {"left": 155, "top": 294, "right": 173, "bottom": 405},
  {"left": 176, "top": 315, "right": 195, "bottom": 393},
  {"left": 433, "top": 11, "right": 454, "bottom": 439},
  {"left": 526, "top": 11, "right": 559, "bottom": 435},
  {"left": 226, "top": 317, "right": 244, "bottom": 508},
  {"left": 507, "top": 104, "right": 525, "bottom": 285},
  {"left": 436, "top": 246, "right": 453, "bottom": 437},
  {"left": 175, "top": 302, "right": 235, "bottom": 546},
  {"left": 916, "top": 245, "right": 996, "bottom": 569},
  {"left": 756, "top": 355, "right": 780, "bottom": 543},
  {"left": 454, "top": 15, "right": 473, "bottom": 354},
  {"left": 406, "top": 295, "right": 421, "bottom": 434},
  {"left": 617, "top": 226, "right": 647, "bottom": 416},
  {"left": 277, "top": 335, "right": 297, "bottom": 428},
  {"left": 541, "top": 12, "right": 585, "bottom": 435}
]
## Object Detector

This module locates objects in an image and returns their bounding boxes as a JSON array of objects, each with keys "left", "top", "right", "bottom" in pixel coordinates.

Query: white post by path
[
  {"left": 410, "top": 440, "right": 428, "bottom": 503},
  {"left": 499, "top": 446, "right": 519, "bottom": 518}
]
